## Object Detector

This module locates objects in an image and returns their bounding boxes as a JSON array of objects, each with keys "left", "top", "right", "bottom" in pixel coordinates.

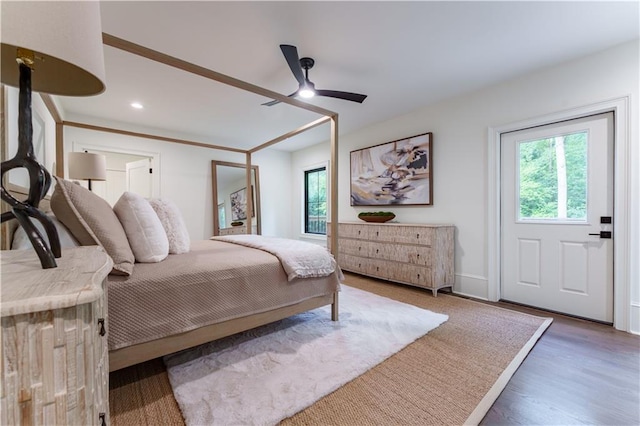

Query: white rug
[{"left": 164, "top": 285, "right": 448, "bottom": 426}]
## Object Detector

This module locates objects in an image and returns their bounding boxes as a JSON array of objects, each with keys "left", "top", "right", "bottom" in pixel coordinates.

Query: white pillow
[
  {"left": 11, "top": 214, "right": 79, "bottom": 250},
  {"left": 148, "top": 198, "right": 190, "bottom": 254},
  {"left": 114, "top": 192, "right": 169, "bottom": 263}
]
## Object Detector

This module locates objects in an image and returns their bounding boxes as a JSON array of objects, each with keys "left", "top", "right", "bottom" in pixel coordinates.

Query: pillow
[
  {"left": 50, "top": 177, "right": 135, "bottom": 276},
  {"left": 11, "top": 214, "right": 79, "bottom": 250},
  {"left": 114, "top": 192, "right": 169, "bottom": 263},
  {"left": 148, "top": 198, "right": 190, "bottom": 254}
]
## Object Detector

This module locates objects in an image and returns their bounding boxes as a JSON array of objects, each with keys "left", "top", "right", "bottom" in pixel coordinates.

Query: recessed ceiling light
[{"left": 130, "top": 102, "right": 144, "bottom": 109}]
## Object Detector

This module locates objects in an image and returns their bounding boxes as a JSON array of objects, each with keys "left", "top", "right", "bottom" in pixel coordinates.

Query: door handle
[{"left": 588, "top": 231, "right": 612, "bottom": 239}]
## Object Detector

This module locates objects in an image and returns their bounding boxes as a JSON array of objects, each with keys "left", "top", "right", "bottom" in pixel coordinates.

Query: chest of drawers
[
  {"left": 1, "top": 246, "right": 113, "bottom": 425},
  {"left": 328, "top": 222, "right": 454, "bottom": 296},
  {"left": 219, "top": 225, "right": 258, "bottom": 235}
]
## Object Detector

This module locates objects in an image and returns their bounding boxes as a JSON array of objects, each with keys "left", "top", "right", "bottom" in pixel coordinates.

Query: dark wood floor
[{"left": 479, "top": 300, "right": 640, "bottom": 425}]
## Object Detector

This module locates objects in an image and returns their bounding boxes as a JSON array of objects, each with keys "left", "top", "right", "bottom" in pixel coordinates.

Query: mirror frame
[{"left": 211, "top": 160, "right": 261, "bottom": 236}]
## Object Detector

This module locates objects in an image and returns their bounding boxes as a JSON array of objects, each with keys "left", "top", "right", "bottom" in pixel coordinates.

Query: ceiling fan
[{"left": 262, "top": 44, "right": 367, "bottom": 106}]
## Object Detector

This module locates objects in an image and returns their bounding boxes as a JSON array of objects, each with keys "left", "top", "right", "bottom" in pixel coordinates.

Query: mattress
[{"left": 108, "top": 239, "right": 340, "bottom": 350}]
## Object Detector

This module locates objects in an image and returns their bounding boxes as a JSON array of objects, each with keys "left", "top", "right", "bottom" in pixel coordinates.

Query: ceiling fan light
[{"left": 299, "top": 88, "right": 315, "bottom": 98}]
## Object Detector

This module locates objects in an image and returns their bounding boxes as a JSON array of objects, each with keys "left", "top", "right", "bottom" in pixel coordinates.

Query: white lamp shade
[
  {"left": 68, "top": 152, "right": 107, "bottom": 181},
  {"left": 1, "top": 1, "right": 106, "bottom": 96}
]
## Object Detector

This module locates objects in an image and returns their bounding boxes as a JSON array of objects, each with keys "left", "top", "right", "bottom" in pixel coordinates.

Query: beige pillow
[
  {"left": 148, "top": 198, "right": 190, "bottom": 254},
  {"left": 50, "top": 177, "right": 135, "bottom": 276},
  {"left": 114, "top": 192, "right": 169, "bottom": 263}
]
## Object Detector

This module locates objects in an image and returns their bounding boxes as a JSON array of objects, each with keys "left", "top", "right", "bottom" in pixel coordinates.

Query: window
[
  {"left": 218, "top": 203, "right": 226, "bottom": 228},
  {"left": 518, "top": 131, "right": 588, "bottom": 221},
  {"left": 304, "top": 167, "right": 327, "bottom": 234}
]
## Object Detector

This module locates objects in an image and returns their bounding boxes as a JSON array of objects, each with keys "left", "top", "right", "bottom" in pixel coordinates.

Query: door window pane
[{"left": 518, "top": 131, "right": 587, "bottom": 221}]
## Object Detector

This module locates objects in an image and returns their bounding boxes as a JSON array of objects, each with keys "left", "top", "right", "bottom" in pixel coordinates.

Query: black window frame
[{"left": 304, "top": 166, "right": 327, "bottom": 235}]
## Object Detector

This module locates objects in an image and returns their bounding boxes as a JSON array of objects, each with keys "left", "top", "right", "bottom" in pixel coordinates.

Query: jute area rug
[{"left": 109, "top": 273, "right": 552, "bottom": 425}]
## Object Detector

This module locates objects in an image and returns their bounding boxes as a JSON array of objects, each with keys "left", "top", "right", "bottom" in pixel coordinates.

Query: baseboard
[
  {"left": 453, "top": 273, "right": 488, "bottom": 300},
  {"left": 630, "top": 302, "right": 640, "bottom": 335}
]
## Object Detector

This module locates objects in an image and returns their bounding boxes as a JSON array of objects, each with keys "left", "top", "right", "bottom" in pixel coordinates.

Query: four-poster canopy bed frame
[
  {"left": 39, "top": 33, "right": 340, "bottom": 258},
  {"left": 32, "top": 33, "right": 342, "bottom": 371}
]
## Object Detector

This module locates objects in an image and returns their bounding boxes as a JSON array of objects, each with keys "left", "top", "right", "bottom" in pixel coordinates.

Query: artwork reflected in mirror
[{"left": 211, "top": 160, "right": 260, "bottom": 236}]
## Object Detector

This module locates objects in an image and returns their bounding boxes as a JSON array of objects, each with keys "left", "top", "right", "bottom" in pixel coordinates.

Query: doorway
[
  {"left": 73, "top": 143, "right": 159, "bottom": 206},
  {"left": 500, "top": 112, "right": 614, "bottom": 322},
  {"left": 87, "top": 150, "right": 152, "bottom": 206}
]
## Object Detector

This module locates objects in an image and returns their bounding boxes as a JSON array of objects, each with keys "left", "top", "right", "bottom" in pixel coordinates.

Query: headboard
[{"left": 1, "top": 183, "right": 53, "bottom": 250}]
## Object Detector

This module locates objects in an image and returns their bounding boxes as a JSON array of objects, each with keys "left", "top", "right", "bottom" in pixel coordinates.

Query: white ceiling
[{"left": 56, "top": 1, "right": 639, "bottom": 152}]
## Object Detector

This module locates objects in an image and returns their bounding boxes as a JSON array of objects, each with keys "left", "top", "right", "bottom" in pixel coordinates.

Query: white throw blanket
[{"left": 212, "top": 235, "right": 343, "bottom": 281}]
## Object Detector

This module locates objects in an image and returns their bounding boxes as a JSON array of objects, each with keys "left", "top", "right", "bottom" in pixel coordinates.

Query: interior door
[
  {"left": 126, "top": 158, "right": 152, "bottom": 197},
  {"left": 501, "top": 112, "right": 614, "bottom": 322}
]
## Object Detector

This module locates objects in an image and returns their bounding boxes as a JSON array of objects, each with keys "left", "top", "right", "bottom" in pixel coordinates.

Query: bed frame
[
  {"left": 109, "top": 292, "right": 338, "bottom": 371},
  {"left": 45, "top": 33, "right": 340, "bottom": 258},
  {"left": 5, "top": 34, "right": 342, "bottom": 371}
]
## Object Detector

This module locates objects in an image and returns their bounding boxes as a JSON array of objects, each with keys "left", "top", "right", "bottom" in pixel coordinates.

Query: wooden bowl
[{"left": 358, "top": 214, "right": 395, "bottom": 223}]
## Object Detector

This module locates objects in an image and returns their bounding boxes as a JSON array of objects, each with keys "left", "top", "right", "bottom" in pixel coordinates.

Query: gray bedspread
[{"left": 108, "top": 239, "right": 341, "bottom": 351}]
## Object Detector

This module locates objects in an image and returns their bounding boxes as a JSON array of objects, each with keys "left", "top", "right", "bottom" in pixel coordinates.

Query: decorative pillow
[
  {"left": 114, "top": 192, "right": 169, "bottom": 263},
  {"left": 50, "top": 177, "right": 135, "bottom": 276},
  {"left": 148, "top": 198, "right": 190, "bottom": 254},
  {"left": 11, "top": 214, "right": 79, "bottom": 250}
]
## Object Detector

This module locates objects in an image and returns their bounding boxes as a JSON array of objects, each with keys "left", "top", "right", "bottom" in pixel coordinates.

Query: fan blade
[
  {"left": 261, "top": 91, "right": 298, "bottom": 107},
  {"left": 261, "top": 99, "right": 281, "bottom": 107},
  {"left": 316, "top": 89, "right": 367, "bottom": 103},
  {"left": 280, "top": 44, "right": 305, "bottom": 86}
]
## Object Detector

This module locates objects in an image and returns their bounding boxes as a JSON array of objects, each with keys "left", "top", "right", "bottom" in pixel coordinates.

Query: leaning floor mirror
[{"left": 211, "top": 160, "right": 261, "bottom": 236}]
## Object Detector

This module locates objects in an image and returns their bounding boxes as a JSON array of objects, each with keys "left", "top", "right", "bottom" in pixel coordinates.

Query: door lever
[{"left": 588, "top": 231, "right": 612, "bottom": 239}]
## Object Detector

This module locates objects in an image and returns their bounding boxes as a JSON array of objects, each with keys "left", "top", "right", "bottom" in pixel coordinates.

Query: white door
[
  {"left": 501, "top": 112, "right": 614, "bottom": 322},
  {"left": 126, "top": 158, "right": 152, "bottom": 198}
]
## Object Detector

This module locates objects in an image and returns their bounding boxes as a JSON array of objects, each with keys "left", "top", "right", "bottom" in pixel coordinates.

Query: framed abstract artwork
[
  {"left": 350, "top": 132, "right": 432, "bottom": 206},
  {"left": 230, "top": 186, "right": 256, "bottom": 221}
]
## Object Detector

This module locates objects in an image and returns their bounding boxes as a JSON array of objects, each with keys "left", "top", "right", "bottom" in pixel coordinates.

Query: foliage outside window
[
  {"left": 518, "top": 132, "right": 587, "bottom": 221},
  {"left": 305, "top": 167, "right": 327, "bottom": 234},
  {"left": 218, "top": 203, "right": 226, "bottom": 228}
]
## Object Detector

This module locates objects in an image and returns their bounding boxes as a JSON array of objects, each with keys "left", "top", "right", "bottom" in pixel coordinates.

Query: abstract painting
[
  {"left": 350, "top": 132, "right": 432, "bottom": 206},
  {"left": 230, "top": 187, "right": 248, "bottom": 221},
  {"left": 230, "top": 186, "right": 255, "bottom": 220}
]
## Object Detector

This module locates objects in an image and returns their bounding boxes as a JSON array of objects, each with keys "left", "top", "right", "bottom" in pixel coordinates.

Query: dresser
[
  {"left": 328, "top": 222, "right": 454, "bottom": 296},
  {"left": 1, "top": 246, "right": 113, "bottom": 425},
  {"left": 219, "top": 225, "right": 258, "bottom": 235}
]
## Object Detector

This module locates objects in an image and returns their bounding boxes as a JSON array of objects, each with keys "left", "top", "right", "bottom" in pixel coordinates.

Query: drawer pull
[
  {"left": 358, "top": 246, "right": 361, "bottom": 251},
  {"left": 416, "top": 233, "right": 420, "bottom": 239},
  {"left": 376, "top": 231, "right": 379, "bottom": 236},
  {"left": 417, "top": 254, "right": 420, "bottom": 258},
  {"left": 376, "top": 266, "right": 379, "bottom": 272},
  {"left": 358, "top": 263, "right": 361, "bottom": 268},
  {"left": 417, "top": 274, "right": 421, "bottom": 279},
  {"left": 98, "top": 318, "right": 106, "bottom": 337},
  {"left": 358, "top": 230, "right": 361, "bottom": 235},
  {"left": 376, "top": 249, "right": 379, "bottom": 254},
  {"left": 99, "top": 413, "right": 106, "bottom": 426}
]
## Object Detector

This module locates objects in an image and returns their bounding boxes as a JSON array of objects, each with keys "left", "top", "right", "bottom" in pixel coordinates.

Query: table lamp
[
  {"left": 68, "top": 151, "right": 107, "bottom": 191},
  {"left": 1, "top": 1, "right": 106, "bottom": 268}
]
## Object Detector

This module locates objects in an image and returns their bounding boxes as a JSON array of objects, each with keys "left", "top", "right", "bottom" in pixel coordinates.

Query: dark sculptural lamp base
[{"left": 1, "top": 62, "right": 60, "bottom": 269}]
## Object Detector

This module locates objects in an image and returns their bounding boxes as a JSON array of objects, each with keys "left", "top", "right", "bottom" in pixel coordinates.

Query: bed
[
  {"left": 4, "top": 184, "right": 341, "bottom": 372},
  {"left": 3, "top": 33, "right": 343, "bottom": 373},
  {"left": 108, "top": 239, "right": 341, "bottom": 371}
]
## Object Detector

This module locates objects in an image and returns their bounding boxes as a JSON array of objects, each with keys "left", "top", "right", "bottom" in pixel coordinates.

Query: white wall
[
  {"left": 293, "top": 40, "right": 639, "bottom": 332},
  {"left": 4, "top": 87, "right": 57, "bottom": 192},
  {"left": 252, "top": 149, "right": 293, "bottom": 238},
  {"left": 64, "top": 126, "right": 292, "bottom": 240},
  {"left": 291, "top": 141, "right": 331, "bottom": 245}
]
